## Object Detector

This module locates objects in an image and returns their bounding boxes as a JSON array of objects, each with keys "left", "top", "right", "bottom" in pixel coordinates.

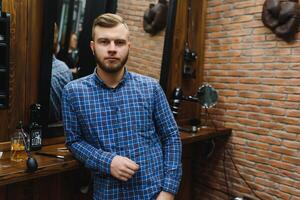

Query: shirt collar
[{"left": 92, "top": 67, "right": 130, "bottom": 89}]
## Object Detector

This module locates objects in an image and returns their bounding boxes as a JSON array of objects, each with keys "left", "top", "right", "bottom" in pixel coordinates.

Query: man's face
[
  {"left": 69, "top": 34, "right": 78, "bottom": 50},
  {"left": 90, "top": 24, "right": 130, "bottom": 73}
]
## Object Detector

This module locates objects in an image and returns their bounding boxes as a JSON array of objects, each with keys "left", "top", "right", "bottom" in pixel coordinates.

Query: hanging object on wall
[
  {"left": 143, "top": 0, "right": 168, "bottom": 35},
  {"left": 262, "top": 0, "right": 300, "bottom": 42},
  {"left": 182, "top": 0, "right": 197, "bottom": 79}
]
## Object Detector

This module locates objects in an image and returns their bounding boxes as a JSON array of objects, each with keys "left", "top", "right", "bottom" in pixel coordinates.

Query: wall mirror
[{"left": 39, "top": 0, "right": 178, "bottom": 138}]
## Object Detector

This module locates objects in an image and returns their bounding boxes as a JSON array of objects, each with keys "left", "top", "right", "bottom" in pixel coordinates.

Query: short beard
[{"left": 95, "top": 52, "right": 129, "bottom": 74}]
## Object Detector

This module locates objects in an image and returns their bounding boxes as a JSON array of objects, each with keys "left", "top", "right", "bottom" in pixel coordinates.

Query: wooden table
[
  {"left": 0, "top": 128, "right": 231, "bottom": 199},
  {"left": 0, "top": 144, "right": 80, "bottom": 186}
]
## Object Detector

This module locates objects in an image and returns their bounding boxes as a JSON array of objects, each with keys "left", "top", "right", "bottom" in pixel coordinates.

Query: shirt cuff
[
  {"left": 162, "top": 177, "right": 181, "bottom": 195},
  {"left": 86, "top": 150, "right": 116, "bottom": 175}
]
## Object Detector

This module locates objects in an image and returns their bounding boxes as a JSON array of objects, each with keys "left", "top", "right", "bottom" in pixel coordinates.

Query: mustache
[{"left": 104, "top": 57, "right": 120, "bottom": 60}]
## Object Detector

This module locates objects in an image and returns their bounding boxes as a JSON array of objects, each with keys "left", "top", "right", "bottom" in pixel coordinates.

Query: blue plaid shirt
[
  {"left": 49, "top": 56, "right": 73, "bottom": 122},
  {"left": 62, "top": 69, "right": 182, "bottom": 200}
]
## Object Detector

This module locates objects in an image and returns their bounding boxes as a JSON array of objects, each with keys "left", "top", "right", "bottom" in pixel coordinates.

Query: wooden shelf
[
  {"left": 0, "top": 144, "right": 81, "bottom": 186},
  {"left": 180, "top": 127, "right": 231, "bottom": 145},
  {"left": 0, "top": 128, "right": 231, "bottom": 186}
]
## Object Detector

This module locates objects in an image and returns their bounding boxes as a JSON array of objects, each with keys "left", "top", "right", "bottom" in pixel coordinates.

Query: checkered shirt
[
  {"left": 49, "top": 56, "right": 73, "bottom": 122},
  {"left": 62, "top": 69, "right": 182, "bottom": 200}
]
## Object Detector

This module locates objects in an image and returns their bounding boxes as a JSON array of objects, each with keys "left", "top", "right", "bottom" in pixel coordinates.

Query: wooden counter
[
  {"left": 181, "top": 127, "right": 231, "bottom": 145},
  {"left": 0, "top": 128, "right": 231, "bottom": 199},
  {"left": 0, "top": 144, "right": 81, "bottom": 186}
]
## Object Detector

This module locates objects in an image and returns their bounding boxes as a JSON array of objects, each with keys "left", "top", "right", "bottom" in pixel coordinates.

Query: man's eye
[
  {"left": 99, "top": 40, "right": 109, "bottom": 45},
  {"left": 115, "top": 40, "right": 126, "bottom": 46}
]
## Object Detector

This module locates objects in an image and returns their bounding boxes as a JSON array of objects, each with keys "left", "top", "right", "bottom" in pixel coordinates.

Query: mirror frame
[
  {"left": 38, "top": 0, "right": 57, "bottom": 137},
  {"left": 160, "top": 0, "right": 178, "bottom": 92},
  {"left": 39, "top": 0, "right": 178, "bottom": 138}
]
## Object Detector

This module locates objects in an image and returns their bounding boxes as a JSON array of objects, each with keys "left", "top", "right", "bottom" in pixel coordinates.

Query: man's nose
[{"left": 107, "top": 41, "right": 117, "bottom": 51}]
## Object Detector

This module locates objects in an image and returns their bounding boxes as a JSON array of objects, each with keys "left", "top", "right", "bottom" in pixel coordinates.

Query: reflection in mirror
[
  {"left": 49, "top": 23, "right": 73, "bottom": 124},
  {"left": 56, "top": 0, "right": 86, "bottom": 76},
  {"left": 40, "top": 0, "right": 177, "bottom": 138},
  {"left": 48, "top": 0, "right": 87, "bottom": 127}
]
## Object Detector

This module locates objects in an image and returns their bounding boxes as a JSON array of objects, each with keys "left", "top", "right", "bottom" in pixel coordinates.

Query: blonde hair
[{"left": 92, "top": 13, "right": 129, "bottom": 40}]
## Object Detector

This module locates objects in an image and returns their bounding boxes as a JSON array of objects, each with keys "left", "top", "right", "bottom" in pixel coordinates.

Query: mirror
[
  {"left": 197, "top": 84, "right": 218, "bottom": 109},
  {"left": 39, "top": 0, "right": 178, "bottom": 138}
]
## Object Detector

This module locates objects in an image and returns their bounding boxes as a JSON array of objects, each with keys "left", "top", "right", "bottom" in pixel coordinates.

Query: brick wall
[
  {"left": 117, "top": 0, "right": 165, "bottom": 80},
  {"left": 195, "top": 0, "right": 300, "bottom": 200}
]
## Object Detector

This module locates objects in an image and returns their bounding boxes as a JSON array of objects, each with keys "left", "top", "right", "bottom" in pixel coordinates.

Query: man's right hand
[{"left": 110, "top": 155, "right": 139, "bottom": 181}]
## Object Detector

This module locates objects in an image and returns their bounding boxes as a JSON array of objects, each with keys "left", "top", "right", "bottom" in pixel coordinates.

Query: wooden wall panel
[
  {"left": 166, "top": 0, "right": 207, "bottom": 125},
  {"left": 26, "top": 0, "right": 43, "bottom": 113},
  {"left": 0, "top": 0, "right": 28, "bottom": 141},
  {"left": 0, "top": 0, "right": 42, "bottom": 142}
]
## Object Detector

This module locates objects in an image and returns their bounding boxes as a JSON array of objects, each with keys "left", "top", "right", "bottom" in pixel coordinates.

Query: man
[
  {"left": 50, "top": 23, "right": 73, "bottom": 122},
  {"left": 62, "top": 13, "right": 182, "bottom": 200},
  {"left": 57, "top": 33, "right": 79, "bottom": 71}
]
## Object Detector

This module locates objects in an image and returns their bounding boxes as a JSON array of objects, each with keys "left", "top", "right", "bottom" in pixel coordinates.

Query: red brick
[
  {"left": 271, "top": 146, "right": 298, "bottom": 157},
  {"left": 286, "top": 110, "right": 300, "bottom": 118},
  {"left": 287, "top": 95, "right": 300, "bottom": 102},
  {"left": 285, "top": 125, "right": 300, "bottom": 134},
  {"left": 257, "top": 135, "right": 281, "bottom": 145},
  {"left": 282, "top": 140, "right": 300, "bottom": 150},
  {"left": 282, "top": 156, "right": 300, "bottom": 166},
  {"left": 260, "top": 107, "right": 286, "bottom": 116}
]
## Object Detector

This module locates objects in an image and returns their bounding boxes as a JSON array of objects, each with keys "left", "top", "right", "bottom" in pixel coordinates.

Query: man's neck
[{"left": 96, "top": 66, "right": 125, "bottom": 88}]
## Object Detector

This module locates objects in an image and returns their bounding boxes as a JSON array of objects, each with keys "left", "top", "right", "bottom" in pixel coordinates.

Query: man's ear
[
  {"left": 90, "top": 41, "right": 95, "bottom": 55},
  {"left": 128, "top": 41, "right": 131, "bottom": 49}
]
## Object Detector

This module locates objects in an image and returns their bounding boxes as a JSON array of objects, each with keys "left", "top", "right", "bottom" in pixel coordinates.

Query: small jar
[{"left": 10, "top": 121, "right": 28, "bottom": 162}]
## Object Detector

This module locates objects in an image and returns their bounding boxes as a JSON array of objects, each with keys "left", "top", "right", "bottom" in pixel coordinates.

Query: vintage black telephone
[{"left": 171, "top": 84, "right": 218, "bottom": 133}]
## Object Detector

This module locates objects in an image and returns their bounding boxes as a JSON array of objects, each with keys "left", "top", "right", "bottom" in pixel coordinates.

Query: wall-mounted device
[
  {"left": 171, "top": 83, "right": 218, "bottom": 132},
  {"left": 182, "top": 0, "right": 197, "bottom": 79},
  {"left": 183, "top": 44, "right": 197, "bottom": 78},
  {"left": 0, "top": 6, "right": 10, "bottom": 109}
]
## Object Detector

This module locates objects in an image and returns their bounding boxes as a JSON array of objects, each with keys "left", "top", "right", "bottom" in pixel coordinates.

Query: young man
[{"left": 62, "top": 13, "right": 182, "bottom": 200}]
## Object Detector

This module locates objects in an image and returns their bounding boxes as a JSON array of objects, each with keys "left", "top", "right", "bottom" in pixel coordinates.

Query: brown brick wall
[
  {"left": 117, "top": 0, "right": 165, "bottom": 80},
  {"left": 196, "top": 0, "right": 300, "bottom": 199}
]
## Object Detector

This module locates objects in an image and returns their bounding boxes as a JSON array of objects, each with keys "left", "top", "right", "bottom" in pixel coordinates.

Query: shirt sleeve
[
  {"left": 62, "top": 86, "right": 116, "bottom": 174},
  {"left": 153, "top": 83, "right": 182, "bottom": 195}
]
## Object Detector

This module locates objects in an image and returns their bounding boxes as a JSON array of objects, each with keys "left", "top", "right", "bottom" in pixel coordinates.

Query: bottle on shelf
[
  {"left": 29, "top": 104, "right": 42, "bottom": 151},
  {"left": 10, "top": 121, "right": 28, "bottom": 162}
]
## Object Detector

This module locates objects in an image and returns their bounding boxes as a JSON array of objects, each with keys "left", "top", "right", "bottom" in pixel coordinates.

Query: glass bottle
[
  {"left": 10, "top": 121, "right": 28, "bottom": 162},
  {"left": 29, "top": 104, "right": 42, "bottom": 151}
]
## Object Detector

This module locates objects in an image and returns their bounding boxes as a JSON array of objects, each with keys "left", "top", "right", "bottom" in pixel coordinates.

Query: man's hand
[
  {"left": 156, "top": 191, "right": 174, "bottom": 200},
  {"left": 110, "top": 155, "right": 139, "bottom": 181}
]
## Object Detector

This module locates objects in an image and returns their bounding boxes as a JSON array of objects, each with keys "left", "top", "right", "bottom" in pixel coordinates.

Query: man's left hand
[{"left": 156, "top": 191, "right": 174, "bottom": 200}]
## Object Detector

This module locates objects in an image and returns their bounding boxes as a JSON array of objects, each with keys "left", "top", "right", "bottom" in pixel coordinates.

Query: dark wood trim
[
  {"left": 38, "top": 0, "right": 57, "bottom": 137},
  {"left": 159, "top": 0, "right": 178, "bottom": 92}
]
